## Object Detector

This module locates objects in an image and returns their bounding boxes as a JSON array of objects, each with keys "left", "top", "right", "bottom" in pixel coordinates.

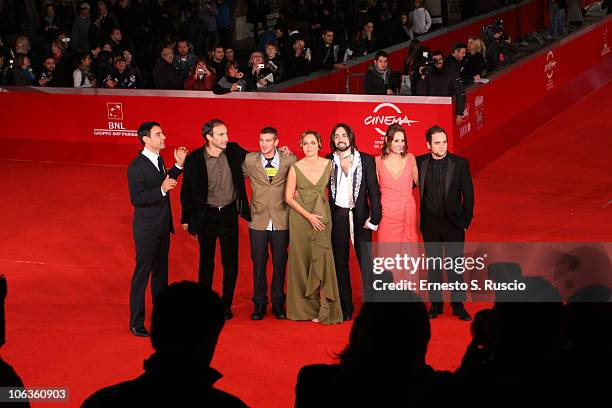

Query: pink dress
[{"left": 375, "top": 154, "right": 419, "bottom": 243}]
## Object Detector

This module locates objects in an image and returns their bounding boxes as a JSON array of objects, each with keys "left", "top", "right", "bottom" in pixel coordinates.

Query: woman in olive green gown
[{"left": 285, "top": 131, "right": 343, "bottom": 324}]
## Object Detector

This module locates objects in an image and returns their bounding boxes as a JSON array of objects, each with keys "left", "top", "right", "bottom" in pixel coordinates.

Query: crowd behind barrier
[{"left": 1, "top": 0, "right": 607, "bottom": 94}]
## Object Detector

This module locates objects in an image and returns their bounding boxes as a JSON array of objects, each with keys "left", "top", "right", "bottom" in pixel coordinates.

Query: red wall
[{"left": 456, "top": 16, "right": 612, "bottom": 172}]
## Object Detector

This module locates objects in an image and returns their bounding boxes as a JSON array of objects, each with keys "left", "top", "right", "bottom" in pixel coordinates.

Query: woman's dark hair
[
  {"left": 381, "top": 124, "right": 407, "bottom": 157},
  {"left": 225, "top": 61, "right": 239, "bottom": 77}
]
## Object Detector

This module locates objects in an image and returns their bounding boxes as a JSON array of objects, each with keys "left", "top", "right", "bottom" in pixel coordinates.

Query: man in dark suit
[
  {"left": 417, "top": 124, "right": 474, "bottom": 321},
  {"left": 127, "top": 122, "right": 187, "bottom": 337},
  {"left": 327, "top": 123, "right": 382, "bottom": 321},
  {"left": 180, "top": 119, "right": 251, "bottom": 320}
]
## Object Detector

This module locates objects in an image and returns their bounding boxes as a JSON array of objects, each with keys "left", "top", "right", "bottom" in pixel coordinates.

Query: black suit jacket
[
  {"left": 327, "top": 151, "right": 382, "bottom": 228},
  {"left": 128, "top": 153, "right": 182, "bottom": 237},
  {"left": 416, "top": 153, "right": 474, "bottom": 231},
  {"left": 180, "top": 142, "right": 251, "bottom": 235}
]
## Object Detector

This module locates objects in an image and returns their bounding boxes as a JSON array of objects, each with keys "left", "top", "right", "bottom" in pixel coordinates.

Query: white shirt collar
[{"left": 142, "top": 147, "right": 160, "bottom": 168}]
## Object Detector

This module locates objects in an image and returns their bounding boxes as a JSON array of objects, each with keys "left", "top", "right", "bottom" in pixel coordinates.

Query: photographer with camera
[
  {"left": 245, "top": 51, "right": 273, "bottom": 90},
  {"left": 104, "top": 55, "right": 139, "bottom": 89},
  {"left": 184, "top": 57, "right": 216, "bottom": 91},
  {"left": 37, "top": 55, "right": 61, "bottom": 87},
  {"left": 413, "top": 50, "right": 466, "bottom": 126},
  {"left": 483, "top": 20, "right": 516, "bottom": 72},
  {"left": 213, "top": 61, "right": 251, "bottom": 94}
]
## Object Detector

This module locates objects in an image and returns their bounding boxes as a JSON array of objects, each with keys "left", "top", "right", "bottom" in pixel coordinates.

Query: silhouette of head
[
  {"left": 150, "top": 281, "right": 225, "bottom": 366},
  {"left": 565, "top": 285, "right": 612, "bottom": 349},
  {"left": 339, "top": 291, "right": 430, "bottom": 369},
  {"left": 491, "top": 277, "right": 563, "bottom": 362}
]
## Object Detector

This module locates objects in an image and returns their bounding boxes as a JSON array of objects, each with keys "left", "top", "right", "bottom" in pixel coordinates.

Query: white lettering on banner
[
  {"left": 364, "top": 103, "right": 419, "bottom": 137},
  {"left": 602, "top": 28, "right": 610, "bottom": 56},
  {"left": 544, "top": 51, "right": 556, "bottom": 91},
  {"left": 93, "top": 102, "right": 137, "bottom": 137}
]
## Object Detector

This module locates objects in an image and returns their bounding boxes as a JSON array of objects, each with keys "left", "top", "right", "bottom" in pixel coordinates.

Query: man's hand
[
  {"left": 278, "top": 146, "right": 293, "bottom": 156},
  {"left": 106, "top": 80, "right": 117, "bottom": 88},
  {"left": 455, "top": 115, "right": 463, "bottom": 126},
  {"left": 386, "top": 89, "right": 394, "bottom": 95},
  {"left": 38, "top": 78, "right": 49, "bottom": 86},
  {"left": 230, "top": 83, "right": 239, "bottom": 92},
  {"left": 182, "top": 223, "right": 197, "bottom": 239},
  {"left": 161, "top": 175, "right": 177, "bottom": 193},
  {"left": 174, "top": 146, "right": 188, "bottom": 166}
]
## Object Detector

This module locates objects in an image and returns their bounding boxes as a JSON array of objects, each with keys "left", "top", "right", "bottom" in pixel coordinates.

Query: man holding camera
[
  {"left": 414, "top": 50, "right": 466, "bottom": 126},
  {"left": 485, "top": 24, "right": 515, "bottom": 72}
]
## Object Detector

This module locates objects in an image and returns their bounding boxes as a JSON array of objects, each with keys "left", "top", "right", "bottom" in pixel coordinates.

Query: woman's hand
[{"left": 307, "top": 213, "right": 326, "bottom": 231}]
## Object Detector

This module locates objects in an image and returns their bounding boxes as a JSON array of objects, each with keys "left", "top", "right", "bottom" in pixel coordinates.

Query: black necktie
[
  {"left": 157, "top": 155, "right": 165, "bottom": 177},
  {"left": 265, "top": 158, "right": 276, "bottom": 183}
]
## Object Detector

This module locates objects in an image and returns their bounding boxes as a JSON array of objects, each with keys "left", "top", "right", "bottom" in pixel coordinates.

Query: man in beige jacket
[{"left": 242, "top": 127, "right": 297, "bottom": 320}]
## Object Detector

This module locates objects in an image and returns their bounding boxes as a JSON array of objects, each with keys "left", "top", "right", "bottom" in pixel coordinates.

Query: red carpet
[{"left": 1, "top": 81, "right": 611, "bottom": 407}]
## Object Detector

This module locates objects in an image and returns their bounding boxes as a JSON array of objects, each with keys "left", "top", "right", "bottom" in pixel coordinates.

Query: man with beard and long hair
[{"left": 327, "top": 124, "right": 382, "bottom": 321}]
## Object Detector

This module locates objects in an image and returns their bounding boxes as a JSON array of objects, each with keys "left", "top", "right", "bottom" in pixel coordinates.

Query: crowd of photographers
[
  {"left": 0, "top": 0, "right": 516, "bottom": 93},
  {"left": 364, "top": 19, "right": 517, "bottom": 124}
]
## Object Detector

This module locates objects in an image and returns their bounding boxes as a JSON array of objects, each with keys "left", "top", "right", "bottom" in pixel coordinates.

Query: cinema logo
[
  {"left": 602, "top": 28, "right": 610, "bottom": 56},
  {"left": 459, "top": 102, "right": 471, "bottom": 138},
  {"left": 544, "top": 51, "right": 557, "bottom": 91},
  {"left": 93, "top": 102, "right": 138, "bottom": 137},
  {"left": 474, "top": 95, "right": 485, "bottom": 130},
  {"left": 364, "top": 103, "right": 419, "bottom": 136}
]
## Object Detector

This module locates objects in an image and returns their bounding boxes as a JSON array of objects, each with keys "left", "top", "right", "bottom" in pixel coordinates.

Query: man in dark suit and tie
[
  {"left": 327, "top": 123, "right": 382, "bottom": 321},
  {"left": 417, "top": 124, "right": 474, "bottom": 321},
  {"left": 127, "top": 122, "right": 187, "bottom": 336},
  {"left": 180, "top": 119, "right": 251, "bottom": 320}
]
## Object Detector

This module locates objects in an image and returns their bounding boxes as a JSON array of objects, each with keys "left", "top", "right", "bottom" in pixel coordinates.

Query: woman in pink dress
[{"left": 375, "top": 124, "right": 419, "bottom": 245}]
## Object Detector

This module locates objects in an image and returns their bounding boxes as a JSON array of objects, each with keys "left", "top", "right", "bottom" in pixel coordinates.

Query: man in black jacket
[
  {"left": 180, "top": 119, "right": 251, "bottom": 320},
  {"left": 327, "top": 123, "right": 382, "bottom": 321},
  {"left": 416, "top": 51, "right": 466, "bottom": 126},
  {"left": 127, "top": 122, "right": 187, "bottom": 336},
  {"left": 364, "top": 51, "right": 398, "bottom": 95},
  {"left": 416, "top": 125, "right": 474, "bottom": 321},
  {"left": 153, "top": 47, "right": 182, "bottom": 90},
  {"left": 311, "top": 28, "right": 337, "bottom": 71}
]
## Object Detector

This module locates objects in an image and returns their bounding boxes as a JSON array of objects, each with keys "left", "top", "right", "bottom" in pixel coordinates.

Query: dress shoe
[
  {"left": 131, "top": 327, "right": 149, "bottom": 337},
  {"left": 224, "top": 307, "right": 233, "bottom": 320},
  {"left": 251, "top": 305, "right": 267, "bottom": 321},
  {"left": 428, "top": 302, "right": 444, "bottom": 319},
  {"left": 272, "top": 304, "right": 286, "bottom": 319},
  {"left": 451, "top": 303, "right": 472, "bottom": 321},
  {"left": 343, "top": 313, "right": 352, "bottom": 321}
]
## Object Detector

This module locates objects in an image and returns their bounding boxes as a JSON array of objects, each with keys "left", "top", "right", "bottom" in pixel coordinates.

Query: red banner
[{"left": 0, "top": 90, "right": 453, "bottom": 161}]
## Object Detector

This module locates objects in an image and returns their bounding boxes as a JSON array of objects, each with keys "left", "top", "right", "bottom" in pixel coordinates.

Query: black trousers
[
  {"left": 249, "top": 228, "right": 288, "bottom": 307},
  {"left": 197, "top": 204, "right": 239, "bottom": 309},
  {"left": 331, "top": 206, "right": 374, "bottom": 316},
  {"left": 421, "top": 214, "right": 466, "bottom": 303},
  {"left": 130, "top": 221, "right": 170, "bottom": 329}
]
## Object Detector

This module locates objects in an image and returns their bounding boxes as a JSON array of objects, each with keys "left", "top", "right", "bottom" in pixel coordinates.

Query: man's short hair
[
  {"left": 137, "top": 121, "right": 161, "bottom": 146},
  {"left": 425, "top": 125, "right": 447, "bottom": 144},
  {"left": 431, "top": 50, "right": 444, "bottom": 58},
  {"left": 202, "top": 118, "right": 226, "bottom": 142},
  {"left": 260, "top": 126, "right": 278, "bottom": 140},
  {"left": 150, "top": 281, "right": 225, "bottom": 353},
  {"left": 375, "top": 51, "right": 388, "bottom": 60},
  {"left": 451, "top": 43, "right": 468, "bottom": 53},
  {"left": 322, "top": 27, "right": 334, "bottom": 35}
]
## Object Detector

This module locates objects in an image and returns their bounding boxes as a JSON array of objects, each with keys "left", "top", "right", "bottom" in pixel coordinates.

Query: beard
[{"left": 335, "top": 142, "right": 350, "bottom": 152}]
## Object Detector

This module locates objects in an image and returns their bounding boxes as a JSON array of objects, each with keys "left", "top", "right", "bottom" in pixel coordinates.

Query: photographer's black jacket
[{"left": 412, "top": 65, "right": 466, "bottom": 116}]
